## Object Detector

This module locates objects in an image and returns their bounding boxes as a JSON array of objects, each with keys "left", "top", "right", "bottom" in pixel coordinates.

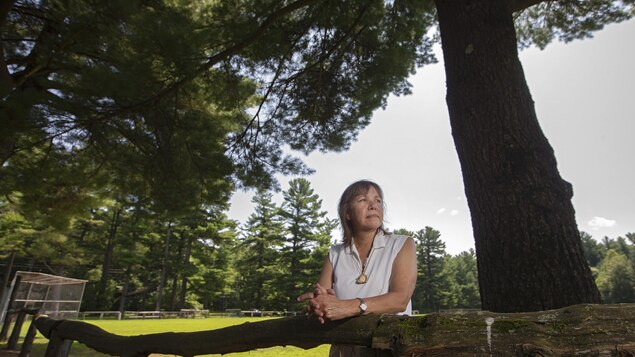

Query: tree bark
[
  {"left": 96, "top": 208, "right": 121, "bottom": 310},
  {"left": 178, "top": 236, "right": 193, "bottom": 311},
  {"left": 33, "top": 304, "right": 635, "bottom": 356},
  {"left": 434, "top": 0, "right": 601, "bottom": 312},
  {"left": 156, "top": 221, "right": 172, "bottom": 311},
  {"left": 118, "top": 267, "right": 131, "bottom": 316}
]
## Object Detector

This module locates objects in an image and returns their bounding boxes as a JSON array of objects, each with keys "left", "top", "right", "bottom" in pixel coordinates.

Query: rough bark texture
[
  {"left": 434, "top": 0, "right": 601, "bottom": 312},
  {"left": 33, "top": 304, "right": 635, "bottom": 356}
]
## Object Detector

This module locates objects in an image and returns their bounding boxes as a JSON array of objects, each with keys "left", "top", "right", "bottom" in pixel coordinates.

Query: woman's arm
[{"left": 313, "top": 237, "right": 417, "bottom": 321}]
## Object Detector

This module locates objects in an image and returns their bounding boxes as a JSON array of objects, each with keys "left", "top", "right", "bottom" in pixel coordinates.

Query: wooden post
[
  {"left": 44, "top": 332, "right": 73, "bottom": 357},
  {"left": 0, "top": 311, "right": 16, "bottom": 342},
  {"left": 0, "top": 275, "right": 22, "bottom": 341},
  {"left": 18, "top": 309, "right": 41, "bottom": 357},
  {"left": 7, "top": 309, "right": 27, "bottom": 349}
]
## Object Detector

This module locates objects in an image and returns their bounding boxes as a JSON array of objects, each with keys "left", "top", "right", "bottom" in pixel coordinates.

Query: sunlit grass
[{"left": 2, "top": 317, "right": 330, "bottom": 356}]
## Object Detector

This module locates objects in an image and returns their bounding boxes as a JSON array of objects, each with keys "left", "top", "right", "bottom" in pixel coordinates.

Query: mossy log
[{"left": 34, "top": 304, "right": 635, "bottom": 356}]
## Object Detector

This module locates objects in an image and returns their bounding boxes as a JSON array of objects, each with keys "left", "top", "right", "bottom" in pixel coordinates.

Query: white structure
[{"left": 0, "top": 271, "right": 87, "bottom": 325}]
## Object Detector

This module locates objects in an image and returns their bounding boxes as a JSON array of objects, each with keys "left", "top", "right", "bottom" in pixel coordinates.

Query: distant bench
[
  {"left": 124, "top": 310, "right": 210, "bottom": 319},
  {"left": 126, "top": 311, "right": 161, "bottom": 319},
  {"left": 80, "top": 311, "right": 122, "bottom": 320},
  {"left": 240, "top": 310, "right": 281, "bottom": 317},
  {"left": 178, "top": 309, "right": 209, "bottom": 318},
  {"left": 224, "top": 309, "right": 298, "bottom": 317}
]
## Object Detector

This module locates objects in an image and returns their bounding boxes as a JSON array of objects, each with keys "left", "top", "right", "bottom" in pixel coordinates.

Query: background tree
[
  {"left": 596, "top": 250, "right": 635, "bottom": 304},
  {"left": 444, "top": 249, "right": 481, "bottom": 309},
  {"left": 1, "top": 0, "right": 238, "bottom": 219},
  {"left": 279, "top": 178, "right": 336, "bottom": 311},
  {"left": 187, "top": 214, "right": 239, "bottom": 311},
  {"left": 171, "top": 208, "right": 238, "bottom": 311},
  {"left": 581, "top": 231, "right": 607, "bottom": 268},
  {"left": 396, "top": 227, "right": 450, "bottom": 312},
  {"left": 235, "top": 190, "right": 285, "bottom": 310}
]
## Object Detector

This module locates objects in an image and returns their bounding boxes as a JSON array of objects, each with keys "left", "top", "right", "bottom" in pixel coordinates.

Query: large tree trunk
[
  {"left": 434, "top": 0, "right": 601, "bottom": 312},
  {"left": 33, "top": 304, "right": 635, "bottom": 356}
]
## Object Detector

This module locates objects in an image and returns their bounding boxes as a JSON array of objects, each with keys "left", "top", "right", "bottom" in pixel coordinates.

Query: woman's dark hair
[{"left": 338, "top": 180, "right": 386, "bottom": 247}]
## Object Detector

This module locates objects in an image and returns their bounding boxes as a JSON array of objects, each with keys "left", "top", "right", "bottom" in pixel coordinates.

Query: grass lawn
[{"left": 1, "top": 317, "right": 330, "bottom": 356}]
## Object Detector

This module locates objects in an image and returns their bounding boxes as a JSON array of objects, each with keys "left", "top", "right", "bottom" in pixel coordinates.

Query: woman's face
[{"left": 346, "top": 186, "right": 384, "bottom": 234}]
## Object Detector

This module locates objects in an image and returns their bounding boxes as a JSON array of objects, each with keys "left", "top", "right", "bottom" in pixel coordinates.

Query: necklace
[{"left": 356, "top": 246, "right": 374, "bottom": 284}]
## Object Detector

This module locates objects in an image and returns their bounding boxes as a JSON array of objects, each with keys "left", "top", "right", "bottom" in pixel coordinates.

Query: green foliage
[
  {"left": 1, "top": 0, "right": 440, "bottom": 220},
  {"left": 596, "top": 250, "right": 635, "bottom": 303},
  {"left": 394, "top": 228, "right": 481, "bottom": 311},
  {"left": 444, "top": 249, "right": 481, "bottom": 309},
  {"left": 234, "top": 190, "right": 286, "bottom": 310},
  {"left": 2, "top": 0, "right": 240, "bottom": 217},
  {"left": 581, "top": 231, "right": 606, "bottom": 267},
  {"left": 0, "top": 201, "right": 32, "bottom": 256},
  {"left": 411, "top": 227, "right": 451, "bottom": 312},
  {"left": 515, "top": 0, "right": 633, "bottom": 49},
  {"left": 182, "top": 211, "right": 239, "bottom": 311},
  {"left": 582, "top": 232, "right": 635, "bottom": 303},
  {"left": 279, "top": 178, "right": 337, "bottom": 311}
]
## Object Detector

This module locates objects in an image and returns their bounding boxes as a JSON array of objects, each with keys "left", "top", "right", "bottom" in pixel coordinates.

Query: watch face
[{"left": 360, "top": 302, "right": 367, "bottom": 311}]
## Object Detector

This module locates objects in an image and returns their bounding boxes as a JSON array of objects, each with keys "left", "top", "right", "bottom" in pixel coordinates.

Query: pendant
[{"left": 356, "top": 273, "right": 367, "bottom": 284}]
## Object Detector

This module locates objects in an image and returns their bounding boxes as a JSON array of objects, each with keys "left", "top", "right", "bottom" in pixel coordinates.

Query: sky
[{"left": 228, "top": 19, "right": 635, "bottom": 255}]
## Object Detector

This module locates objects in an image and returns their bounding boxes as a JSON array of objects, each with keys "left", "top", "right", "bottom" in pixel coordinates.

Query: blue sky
[{"left": 229, "top": 19, "right": 635, "bottom": 255}]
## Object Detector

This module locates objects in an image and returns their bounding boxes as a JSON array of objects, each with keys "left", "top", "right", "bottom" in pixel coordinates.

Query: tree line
[
  {"left": 3, "top": 176, "right": 631, "bottom": 313},
  {"left": 0, "top": 177, "right": 479, "bottom": 313}
]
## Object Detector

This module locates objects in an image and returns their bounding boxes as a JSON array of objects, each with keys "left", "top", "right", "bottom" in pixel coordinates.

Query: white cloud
[
  {"left": 450, "top": 210, "right": 459, "bottom": 216},
  {"left": 587, "top": 216, "right": 617, "bottom": 230},
  {"left": 436, "top": 208, "right": 446, "bottom": 214}
]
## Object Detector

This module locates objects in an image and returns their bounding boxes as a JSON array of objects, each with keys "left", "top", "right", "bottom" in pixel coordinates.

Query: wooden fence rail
[{"left": 31, "top": 304, "right": 635, "bottom": 356}]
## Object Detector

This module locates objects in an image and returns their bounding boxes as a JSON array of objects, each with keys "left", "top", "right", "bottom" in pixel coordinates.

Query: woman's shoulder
[
  {"left": 380, "top": 232, "right": 412, "bottom": 250},
  {"left": 329, "top": 242, "right": 347, "bottom": 254},
  {"left": 382, "top": 231, "right": 411, "bottom": 242}
]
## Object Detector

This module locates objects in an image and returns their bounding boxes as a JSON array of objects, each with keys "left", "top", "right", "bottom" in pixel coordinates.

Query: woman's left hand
[
  {"left": 298, "top": 283, "right": 334, "bottom": 323},
  {"left": 312, "top": 294, "right": 357, "bottom": 322}
]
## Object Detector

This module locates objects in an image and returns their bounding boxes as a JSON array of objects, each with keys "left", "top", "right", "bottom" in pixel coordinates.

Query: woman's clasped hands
[{"left": 298, "top": 283, "right": 351, "bottom": 324}]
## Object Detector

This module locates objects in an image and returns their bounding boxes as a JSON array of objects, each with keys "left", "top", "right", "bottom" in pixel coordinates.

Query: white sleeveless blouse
[{"left": 329, "top": 231, "right": 412, "bottom": 315}]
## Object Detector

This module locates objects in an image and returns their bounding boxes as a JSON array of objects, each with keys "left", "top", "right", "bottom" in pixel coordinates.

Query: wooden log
[{"left": 34, "top": 304, "right": 635, "bottom": 356}]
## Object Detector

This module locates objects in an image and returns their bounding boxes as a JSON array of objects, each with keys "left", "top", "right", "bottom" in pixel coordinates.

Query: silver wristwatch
[{"left": 356, "top": 297, "right": 367, "bottom": 315}]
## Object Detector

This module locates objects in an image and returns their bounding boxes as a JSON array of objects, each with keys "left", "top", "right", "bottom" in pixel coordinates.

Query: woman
[{"left": 297, "top": 180, "right": 417, "bottom": 356}]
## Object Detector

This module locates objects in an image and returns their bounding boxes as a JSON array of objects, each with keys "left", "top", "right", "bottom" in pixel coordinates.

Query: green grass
[{"left": 2, "top": 317, "right": 330, "bottom": 356}]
